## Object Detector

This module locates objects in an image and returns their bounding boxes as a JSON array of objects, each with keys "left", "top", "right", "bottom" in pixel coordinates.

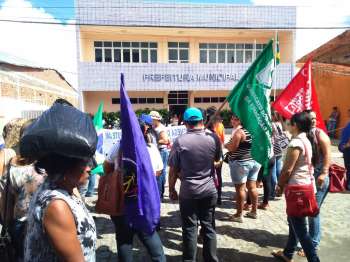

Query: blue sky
[{"left": 0, "top": 0, "right": 251, "bottom": 22}]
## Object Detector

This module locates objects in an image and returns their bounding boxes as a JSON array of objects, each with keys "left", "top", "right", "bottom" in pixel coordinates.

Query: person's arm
[
  {"left": 158, "top": 131, "right": 169, "bottom": 145},
  {"left": 169, "top": 166, "right": 179, "bottom": 200},
  {"left": 43, "top": 200, "right": 85, "bottom": 262},
  {"left": 168, "top": 141, "right": 180, "bottom": 200},
  {"left": 224, "top": 129, "right": 244, "bottom": 152},
  {"left": 317, "top": 130, "right": 331, "bottom": 187},
  {"left": 276, "top": 147, "right": 301, "bottom": 195}
]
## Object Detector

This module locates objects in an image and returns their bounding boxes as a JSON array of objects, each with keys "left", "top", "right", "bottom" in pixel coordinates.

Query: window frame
[
  {"left": 94, "top": 41, "right": 158, "bottom": 63},
  {"left": 168, "top": 42, "right": 189, "bottom": 63}
]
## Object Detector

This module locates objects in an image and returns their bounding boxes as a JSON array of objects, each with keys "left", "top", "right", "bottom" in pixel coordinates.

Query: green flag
[
  {"left": 93, "top": 102, "right": 104, "bottom": 130},
  {"left": 227, "top": 40, "right": 274, "bottom": 171}
]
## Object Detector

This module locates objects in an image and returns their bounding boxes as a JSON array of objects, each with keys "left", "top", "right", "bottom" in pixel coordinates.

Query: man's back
[{"left": 169, "top": 128, "right": 221, "bottom": 199}]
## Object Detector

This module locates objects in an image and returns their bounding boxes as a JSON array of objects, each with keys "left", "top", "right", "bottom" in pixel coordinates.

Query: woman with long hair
[{"left": 272, "top": 111, "right": 320, "bottom": 262}]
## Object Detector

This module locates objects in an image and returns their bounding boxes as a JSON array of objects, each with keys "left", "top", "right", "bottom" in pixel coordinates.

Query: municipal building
[{"left": 76, "top": 0, "right": 296, "bottom": 116}]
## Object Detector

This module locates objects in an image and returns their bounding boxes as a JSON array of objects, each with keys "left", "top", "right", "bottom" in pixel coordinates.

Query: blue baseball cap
[
  {"left": 139, "top": 114, "right": 153, "bottom": 125},
  {"left": 183, "top": 107, "right": 203, "bottom": 122}
]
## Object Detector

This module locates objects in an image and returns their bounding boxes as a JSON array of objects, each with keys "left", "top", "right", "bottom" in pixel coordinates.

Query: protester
[
  {"left": 149, "top": 110, "right": 170, "bottom": 200},
  {"left": 0, "top": 120, "right": 20, "bottom": 177},
  {"left": 102, "top": 120, "right": 166, "bottom": 262},
  {"left": 327, "top": 106, "right": 340, "bottom": 138},
  {"left": 303, "top": 110, "right": 331, "bottom": 252},
  {"left": 256, "top": 157, "right": 275, "bottom": 210},
  {"left": 1, "top": 119, "right": 45, "bottom": 260},
  {"left": 170, "top": 114, "right": 179, "bottom": 126},
  {"left": 271, "top": 111, "right": 286, "bottom": 199},
  {"left": 85, "top": 156, "right": 98, "bottom": 197},
  {"left": 168, "top": 107, "right": 221, "bottom": 262},
  {"left": 339, "top": 109, "right": 350, "bottom": 191},
  {"left": 224, "top": 114, "right": 260, "bottom": 222},
  {"left": 24, "top": 103, "right": 97, "bottom": 261},
  {"left": 206, "top": 106, "right": 225, "bottom": 205},
  {"left": 273, "top": 111, "right": 320, "bottom": 262},
  {"left": 140, "top": 113, "right": 157, "bottom": 147}
]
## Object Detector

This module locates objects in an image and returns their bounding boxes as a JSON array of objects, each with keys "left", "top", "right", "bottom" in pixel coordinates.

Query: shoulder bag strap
[{"left": 298, "top": 138, "right": 313, "bottom": 177}]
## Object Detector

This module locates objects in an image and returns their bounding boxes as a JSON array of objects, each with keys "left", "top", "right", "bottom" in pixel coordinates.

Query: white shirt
[
  {"left": 287, "top": 133, "right": 315, "bottom": 188},
  {"left": 106, "top": 142, "right": 163, "bottom": 175},
  {"left": 147, "top": 143, "right": 164, "bottom": 173}
]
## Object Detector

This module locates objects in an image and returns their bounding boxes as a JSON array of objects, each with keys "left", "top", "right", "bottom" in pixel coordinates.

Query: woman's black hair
[
  {"left": 35, "top": 153, "right": 90, "bottom": 182},
  {"left": 290, "top": 112, "right": 312, "bottom": 133},
  {"left": 53, "top": 98, "right": 73, "bottom": 107}
]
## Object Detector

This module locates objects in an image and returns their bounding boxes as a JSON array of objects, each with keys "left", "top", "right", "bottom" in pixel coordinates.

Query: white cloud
[
  {"left": 252, "top": 0, "right": 350, "bottom": 59},
  {"left": 0, "top": 0, "right": 77, "bottom": 87}
]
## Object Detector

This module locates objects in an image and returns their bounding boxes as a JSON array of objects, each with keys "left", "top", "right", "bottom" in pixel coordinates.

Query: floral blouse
[
  {"left": 8, "top": 163, "right": 44, "bottom": 220},
  {"left": 24, "top": 181, "right": 96, "bottom": 262}
]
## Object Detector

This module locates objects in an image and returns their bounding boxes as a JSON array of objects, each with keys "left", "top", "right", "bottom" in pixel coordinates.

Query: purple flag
[{"left": 120, "top": 73, "right": 160, "bottom": 234}]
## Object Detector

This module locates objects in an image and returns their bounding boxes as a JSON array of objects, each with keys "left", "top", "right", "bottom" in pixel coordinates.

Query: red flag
[{"left": 272, "top": 59, "right": 326, "bottom": 132}]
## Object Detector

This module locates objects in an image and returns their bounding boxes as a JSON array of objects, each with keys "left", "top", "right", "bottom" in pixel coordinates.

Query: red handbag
[
  {"left": 329, "top": 164, "right": 347, "bottom": 193},
  {"left": 284, "top": 138, "right": 319, "bottom": 217}
]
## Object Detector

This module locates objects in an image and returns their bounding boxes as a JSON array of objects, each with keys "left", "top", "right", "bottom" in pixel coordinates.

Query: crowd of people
[{"left": 0, "top": 97, "right": 349, "bottom": 262}]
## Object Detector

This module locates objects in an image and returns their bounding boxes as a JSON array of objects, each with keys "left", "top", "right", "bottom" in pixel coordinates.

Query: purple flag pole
[{"left": 120, "top": 73, "right": 160, "bottom": 234}]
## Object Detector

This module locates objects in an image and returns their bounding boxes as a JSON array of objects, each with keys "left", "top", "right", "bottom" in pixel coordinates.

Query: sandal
[
  {"left": 271, "top": 250, "right": 293, "bottom": 262},
  {"left": 244, "top": 211, "right": 257, "bottom": 219},
  {"left": 228, "top": 214, "right": 243, "bottom": 223},
  {"left": 258, "top": 203, "right": 269, "bottom": 210}
]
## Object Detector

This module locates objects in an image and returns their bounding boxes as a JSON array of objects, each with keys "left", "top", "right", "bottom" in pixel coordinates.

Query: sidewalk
[{"left": 90, "top": 145, "right": 349, "bottom": 262}]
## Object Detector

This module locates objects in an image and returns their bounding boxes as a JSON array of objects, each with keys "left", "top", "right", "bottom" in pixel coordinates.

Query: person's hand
[
  {"left": 275, "top": 185, "right": 283, "bottom": 197},
  {"left": 214, "top": 161, "right": 222, "bottom": 168},
  {"left": 317, "top": 173, "right": 327, "bottom": 188},
  {"left": 169, "top": 189, "right": 178, "bottom": 201}
]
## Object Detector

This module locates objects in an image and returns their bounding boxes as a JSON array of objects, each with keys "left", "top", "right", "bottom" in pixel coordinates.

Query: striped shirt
[
  {"left": 272, "top": 122, "right": 283, "bottom": 156},
  {"left": 227, "top": 128, "right": 253, "bottom": 162}
]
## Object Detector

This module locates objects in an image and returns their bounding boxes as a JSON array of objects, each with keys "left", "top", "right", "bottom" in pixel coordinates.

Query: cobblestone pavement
[{"left": 87, "top": 145, "right": 350, "bottom": 262}]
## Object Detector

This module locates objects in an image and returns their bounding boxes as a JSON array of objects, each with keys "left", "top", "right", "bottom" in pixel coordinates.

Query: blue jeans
[
  {"left": 271, "top": 156, "right": 283, "bottom": 198},
  {"left": 157, "top": 149, "right": 169, "bottom": 199},
  {"left": 110, "top": 215, "right": 166, "bottom": 262},
  {"left": 308, "top": 169, "right": 330, "bottom": 248},
  {"left": 180, "top": 194, "right": 218, "bottom": 262},
  {"left": 283, "top": 216, "right": 320, "bottom": 262},
  {"left": 86, "top": 172, "right": 96, "bottom": 196}
]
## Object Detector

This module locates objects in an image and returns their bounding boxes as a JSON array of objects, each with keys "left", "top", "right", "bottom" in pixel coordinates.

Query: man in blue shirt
[{"left": 339, "top": 109, "right": 350, "bottom": 190}]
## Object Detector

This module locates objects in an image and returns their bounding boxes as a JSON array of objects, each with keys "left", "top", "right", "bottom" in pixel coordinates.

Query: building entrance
[{"left": 168, "top": 91, "right": 188, "bottom": 123}]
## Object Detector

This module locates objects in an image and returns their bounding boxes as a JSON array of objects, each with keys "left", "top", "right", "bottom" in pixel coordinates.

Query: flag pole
[{"left": 273, "top": 30, "right": 278, "bottom": 101}]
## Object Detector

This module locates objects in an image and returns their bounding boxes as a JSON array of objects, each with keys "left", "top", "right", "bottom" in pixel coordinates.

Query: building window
[
  {"left": 94, "top": 41, "right": 157, "bottom": 63},
  {"left": 194, "top": 97, "right": 226, "bottom": 104},
  {"left": 111, "top": 98, "right": 120, "bottom": 104},
  {"left": 168, "top": 42, "right": 189, "bottom": 63},
  {"left": 127, "top": 97, "right": 164, "bottom": 104},
  {"left": 168, "top": 91, "right": 188, "bottom": 105},
  {"left": 199, "top": 43, "right": 264, "bottom": 63}
]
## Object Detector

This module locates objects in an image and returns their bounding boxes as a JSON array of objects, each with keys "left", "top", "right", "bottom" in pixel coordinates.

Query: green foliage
[
  {"left": 102, "top": 108, "right": 170, "bottom": 128},
  {"left": 102, "top": 111, "right": 120, "bottom": 128}
]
